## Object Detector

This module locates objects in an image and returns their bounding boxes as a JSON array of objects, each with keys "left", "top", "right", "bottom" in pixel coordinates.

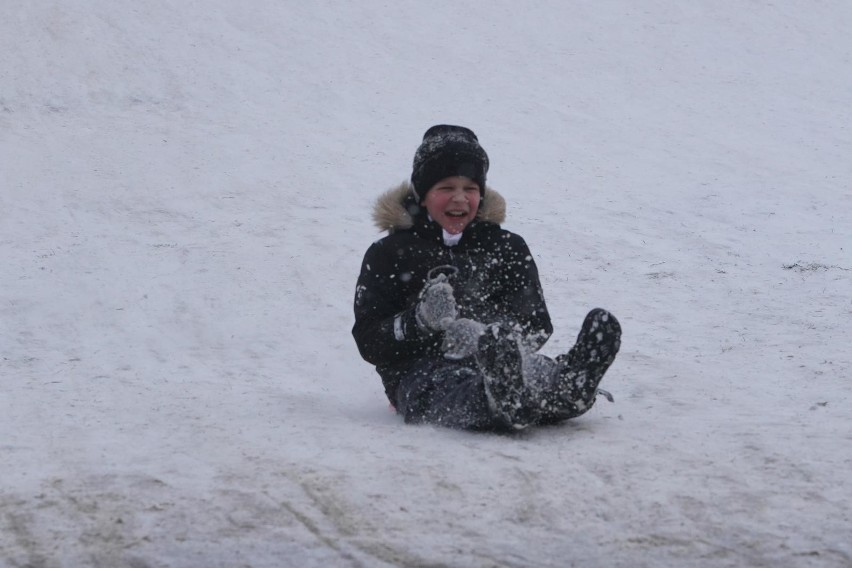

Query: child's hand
[
  {"left": 415, "top": 282, "right": 458, "bottom": 331},
  {"left": 442, "top": 318, "right": 487, "bottom": 359}
]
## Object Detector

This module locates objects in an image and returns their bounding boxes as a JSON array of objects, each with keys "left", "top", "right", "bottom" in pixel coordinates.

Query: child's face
[{"left": 422, "top": 176, "right": 481, "bottom": 235}]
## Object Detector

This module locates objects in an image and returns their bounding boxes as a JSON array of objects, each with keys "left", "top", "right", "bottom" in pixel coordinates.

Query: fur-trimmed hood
[{"left": 372, "top": 181, "right": 507, "bottom": 233}]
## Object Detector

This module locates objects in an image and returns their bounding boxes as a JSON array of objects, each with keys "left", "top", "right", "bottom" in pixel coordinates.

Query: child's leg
[
  {"left": 476, "top": 325, "right": 541, "bottom": 431},
  {"left": 540, "top": 308, "right": 622, "bottom": 423},
  {"left": 396, "top": 358, "right": 497, "bottom": 430}
]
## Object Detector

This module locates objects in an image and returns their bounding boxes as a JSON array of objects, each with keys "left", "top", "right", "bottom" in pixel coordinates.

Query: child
[{"left": 352, "top": 125, "right": 621, "bottom": 431}]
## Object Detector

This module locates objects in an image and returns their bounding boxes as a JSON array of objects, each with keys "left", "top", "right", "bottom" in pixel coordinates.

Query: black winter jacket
[{"left": 352, "top": 183, "right": 553, "bottom": 403}]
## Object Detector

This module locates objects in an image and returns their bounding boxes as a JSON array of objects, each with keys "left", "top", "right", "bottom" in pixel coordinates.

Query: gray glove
[
  {"left": 415, "top": 281, "right": 458, "bottom": 332},
  {"left": 442, "top": 318, "right": 487, "bottom": 360}
]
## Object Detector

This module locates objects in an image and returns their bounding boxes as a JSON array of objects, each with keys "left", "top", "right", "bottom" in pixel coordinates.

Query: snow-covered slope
[{"left": 2, "top": 2, "right": 850, "bottom": 566}]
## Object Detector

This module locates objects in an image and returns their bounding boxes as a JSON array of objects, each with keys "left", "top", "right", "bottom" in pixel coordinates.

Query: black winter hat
[{"left": 410, "top": 125, "right": 489, "bottom": 201}]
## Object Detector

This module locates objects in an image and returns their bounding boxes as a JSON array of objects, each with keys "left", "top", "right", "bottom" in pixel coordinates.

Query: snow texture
[{"left": 2, "top": 1, "right": 851, "bottom": 567}]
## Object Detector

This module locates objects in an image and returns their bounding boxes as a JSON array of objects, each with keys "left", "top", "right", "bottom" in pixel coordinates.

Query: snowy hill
[{"left": 2, "top": 1, "right": 850, "bottom": 566}]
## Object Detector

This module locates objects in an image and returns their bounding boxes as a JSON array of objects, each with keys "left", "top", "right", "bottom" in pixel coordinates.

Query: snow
[{"left": 2, "top": 1, "right": 851, "bottom": 566}]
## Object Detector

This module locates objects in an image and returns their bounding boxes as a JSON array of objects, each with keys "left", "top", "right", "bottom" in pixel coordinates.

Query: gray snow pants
[{"left": 395, "top": 308, "right": 621, "bottom": 431}]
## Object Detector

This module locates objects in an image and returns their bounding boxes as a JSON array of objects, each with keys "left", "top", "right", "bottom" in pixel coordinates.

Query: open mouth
[{"left": 446, "top": 211, "right": 468, "bottom": 217}]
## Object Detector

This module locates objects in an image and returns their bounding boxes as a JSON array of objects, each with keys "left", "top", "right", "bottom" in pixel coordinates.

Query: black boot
[
  {"left": 551, "top": 308, "right": 622, "bottom": 418},
  {"left": 475, "top": 325, "right": 535, "bottom": 430}
]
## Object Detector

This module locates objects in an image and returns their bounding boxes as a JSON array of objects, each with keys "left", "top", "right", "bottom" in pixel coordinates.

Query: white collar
[
  {"left": 443, "top": 229, "right": 463, "bottom": 247},
  {"left": 426, "top": 215, "right": 464, "bottom": 246}
]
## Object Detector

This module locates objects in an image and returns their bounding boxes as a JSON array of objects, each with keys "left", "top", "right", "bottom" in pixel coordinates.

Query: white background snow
[{"left": 2, "top": 1, "right": 851, "bottom": 567}]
